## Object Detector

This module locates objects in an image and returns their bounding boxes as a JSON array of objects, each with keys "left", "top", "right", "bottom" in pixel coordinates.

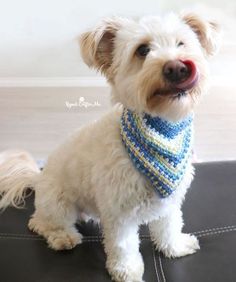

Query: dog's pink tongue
[{"left": 176, "top": 60, "right": 199, "bottom": 91}]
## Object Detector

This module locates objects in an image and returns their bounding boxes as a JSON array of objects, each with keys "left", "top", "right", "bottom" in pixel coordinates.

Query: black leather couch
[{"left": 0, "top": 161, "right": 235, "bottom": 282}]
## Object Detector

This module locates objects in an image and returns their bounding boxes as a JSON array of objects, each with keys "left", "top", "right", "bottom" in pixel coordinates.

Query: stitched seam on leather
[
  {"left": 158, "top": 254, "right": 166, "bottom": 282},
  {"left": 83, "top": 239, "right": 101, "bottom": 242},
  {"left": 0, "top": 226, "right": 236, "bottom": 240},
  {"left": 1, "top": 229, "right": 235, "bottom": 241},
  {"left": 193, "top": 225, "right": 236, "bottom": 235},
  {"left": 0, "top": 233, "right": 40, "bottom": 238},
  {"left": 152, "top": 244, "right": 160, "bottom": 282},
  {"left": 195, "top": 228, "right": 236, "bottom": 238},
  {"left": 0, "top": 234, "right": 150, "bottom": 242},
  {"left": 82, "top": 237, "right": 151, "bottom": 241},
  {"left": 83, "top": 236, "right": 103, "bottom": 240},
  {"left": 0, "top": 236, "right": 44, "bottom": 241},
  {"left": 0, "top": 233, "right": 146, "bottom": 239}
]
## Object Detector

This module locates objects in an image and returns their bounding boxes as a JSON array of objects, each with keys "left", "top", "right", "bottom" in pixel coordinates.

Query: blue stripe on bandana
[{"left": 120, "top": 108, "right": 193, "bottom": 198}]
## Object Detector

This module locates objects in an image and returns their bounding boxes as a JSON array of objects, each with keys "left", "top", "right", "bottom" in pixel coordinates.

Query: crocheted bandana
[{"left": 120, "top": 108, "right": 193, "bottom": 198}]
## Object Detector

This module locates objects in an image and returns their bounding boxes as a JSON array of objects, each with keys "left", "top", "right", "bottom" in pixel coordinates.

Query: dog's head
[{"left": 80, "top": 13, "right": 220, "bottom": 121}]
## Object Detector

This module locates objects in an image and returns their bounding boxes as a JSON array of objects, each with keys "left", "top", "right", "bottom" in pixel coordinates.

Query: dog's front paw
[
  {"left": 47, "top": 230, "right": 82, "bottom": 250},
  {"left": 155, "top": 233, "right": 200, "bottom": 258},
  {"left": 107, "top": 256, "right": 144, "bottom": 282}
]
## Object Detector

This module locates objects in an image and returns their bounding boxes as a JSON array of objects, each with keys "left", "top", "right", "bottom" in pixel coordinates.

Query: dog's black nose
[{"left": 163, "top": 60, "right": 191, "bottom": 84}]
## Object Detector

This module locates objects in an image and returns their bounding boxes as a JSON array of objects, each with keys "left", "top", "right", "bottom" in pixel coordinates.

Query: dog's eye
[
  {"left": 177, "top": 41, "right": 184, "bottom": 47},
  {"left": 136, "top": 44, "right": 150, "bottom": 57}
]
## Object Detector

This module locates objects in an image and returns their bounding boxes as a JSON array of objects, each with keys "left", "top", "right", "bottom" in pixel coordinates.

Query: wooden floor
[{"left": 0, "top": 85, "right": 235, "bottom": 162}]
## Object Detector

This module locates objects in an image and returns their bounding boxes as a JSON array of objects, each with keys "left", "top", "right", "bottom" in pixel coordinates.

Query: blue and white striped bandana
[{"left": 120, "top": 108, "right": 193, "bottom": 198}]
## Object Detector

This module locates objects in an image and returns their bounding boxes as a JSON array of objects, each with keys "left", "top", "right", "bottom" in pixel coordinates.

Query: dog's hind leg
[{"left": 28, "top": 178, "right": 82, "bottom": 250}]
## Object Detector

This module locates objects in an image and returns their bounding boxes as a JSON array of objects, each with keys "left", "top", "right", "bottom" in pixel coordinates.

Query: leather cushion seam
[
  {"left": 193, "top": 225, "right": 236, "bottom": 235},
  {"left": 158, "top": 254, "right": 166, "bottom": 282},
  {"left": 0, "top": 225, "right": 236, "bottom": 240},
  {"left": 195, "top": 227, "right": 236, "bottom": 238},
  {"left": 152, "top": 244, "right": 160, "bottom": 282}
]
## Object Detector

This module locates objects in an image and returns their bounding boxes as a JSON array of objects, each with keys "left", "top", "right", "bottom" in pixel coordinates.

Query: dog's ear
[
  {"left": 181, "top": 12, "right": 220, "bottom": 57},
  {"left": 79, "top": 17, "right": 123, "bottom": 75}
]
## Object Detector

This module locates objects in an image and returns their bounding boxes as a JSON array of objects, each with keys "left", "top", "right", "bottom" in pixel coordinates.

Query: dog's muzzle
[{"left": 163, "top": 60, "right": 199, "bottom": 91}]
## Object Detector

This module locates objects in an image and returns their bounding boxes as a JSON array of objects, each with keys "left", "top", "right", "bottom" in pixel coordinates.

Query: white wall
[{"left": 0, "top": 0, "right": 236, "bottom": 83}]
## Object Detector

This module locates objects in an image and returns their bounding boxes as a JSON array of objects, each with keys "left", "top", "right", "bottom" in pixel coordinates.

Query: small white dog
[{"left": 0, "top": 12, "right": 219, "bottom": 282}]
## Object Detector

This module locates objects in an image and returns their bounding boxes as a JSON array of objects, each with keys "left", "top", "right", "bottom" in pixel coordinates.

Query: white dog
[{"left": 0, "top": 12, "right": 219, "bottom": 282}]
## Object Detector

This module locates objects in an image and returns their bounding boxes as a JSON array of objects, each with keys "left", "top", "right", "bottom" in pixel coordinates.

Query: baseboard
[
  {"left": 0, "top": 76, "right": 233, "bottom": 88},
  {"left": 0, "top": 77, "right": 107, "bottom": 87}
]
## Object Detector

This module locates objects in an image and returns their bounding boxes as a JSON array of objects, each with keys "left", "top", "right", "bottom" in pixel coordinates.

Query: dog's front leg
[
  {"left": 149, "top": 206, "right": 199, "bottom": 258},
  {"left": 102, "top": 221, "right": 144, "bottom": 282}
]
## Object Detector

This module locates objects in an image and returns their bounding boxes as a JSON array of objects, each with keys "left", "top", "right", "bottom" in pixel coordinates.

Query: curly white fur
[{"left": 0, "top": 12, "right": 219, "bottom": 282}]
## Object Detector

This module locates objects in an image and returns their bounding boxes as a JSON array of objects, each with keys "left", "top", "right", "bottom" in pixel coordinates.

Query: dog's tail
[{"left": 0, "top": 150, "right": 40, "bottom": 211}]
